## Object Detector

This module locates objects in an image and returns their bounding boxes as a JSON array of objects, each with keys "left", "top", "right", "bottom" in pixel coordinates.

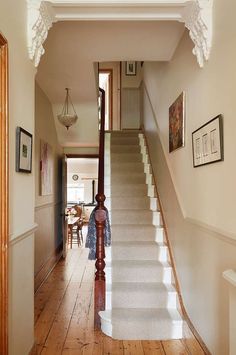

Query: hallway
[{"left": 34, "top": 248, "right": 206, "bottom": 354}]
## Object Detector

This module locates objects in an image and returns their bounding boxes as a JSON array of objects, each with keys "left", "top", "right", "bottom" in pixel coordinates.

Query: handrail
[{"left": 94, "top": 88, "right": 106, "bottom": 328}]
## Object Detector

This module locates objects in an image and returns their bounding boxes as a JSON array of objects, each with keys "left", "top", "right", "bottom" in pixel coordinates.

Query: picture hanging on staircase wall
[
  {"left": 192, "top": 114, "right": 224, "bottom": 167},
  {"left": 169, "top": 92, "right": 185, "bottom": 153}
]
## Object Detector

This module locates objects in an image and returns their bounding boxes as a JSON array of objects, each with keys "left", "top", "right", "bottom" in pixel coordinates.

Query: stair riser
[
  {"left": 110, "top": 135, "right": 140, "bottom": 145},
  {"left": 111, "top": 146, "right": 140, "bottom": 153},
  {"left": 106, "top": 197, "right": 158, "bottom": 211},
  {"left": 108, "top": 185, "right": 155, "bottom": 198},
  {"left": 111, "top": 227, "right": 164, "bottom": 243},
  {"left": 106, "top": 266, "right": 172, "bottom": 283},
  {"left": 110, "top": 163, "right": 144, "bottom": 173},
  {"left": 106, "top": 290, "right": 177, "bottom": 309},
  {"left": 111, "top": 154, "right": 142, "bottom": 163},
  {"left": 111, "top": 174, "right": 146, "bottom": 184},
  {"left": 112, "top": 322, "right": 183, "bottom": 340},
  {"left": 111, "top": 211, "right": 160, "bottom": 226},
  {"left": 109, "top": 185, "right": 147, "bottom": 197},
  {"left": 110, "top": 245, "right": 168, "bottom": 262}
]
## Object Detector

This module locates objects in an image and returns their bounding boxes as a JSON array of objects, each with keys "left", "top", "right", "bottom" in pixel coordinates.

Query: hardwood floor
[{"left": 34, "top": 247, "right": 206, "bottom": 354}]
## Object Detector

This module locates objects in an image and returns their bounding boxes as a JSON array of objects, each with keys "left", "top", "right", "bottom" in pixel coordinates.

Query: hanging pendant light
[{"left": 57, "top": 88, "right": 78, "bottom": 130}]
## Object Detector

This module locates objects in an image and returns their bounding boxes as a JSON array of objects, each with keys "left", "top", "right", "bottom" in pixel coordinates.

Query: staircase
[{"left": 100, "top": 130, "right": 183, "bottom": 340}]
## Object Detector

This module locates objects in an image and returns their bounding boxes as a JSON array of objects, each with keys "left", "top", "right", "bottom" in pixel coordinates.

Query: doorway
[
  {"left": 0, "top": 33, "right": 9, "bottom": 355},
  {"left": 99, "top": 69, "right": 113, "bottom": 131},
  {"left": 65, "top": 157, "right": 98, "bottom": 249}
]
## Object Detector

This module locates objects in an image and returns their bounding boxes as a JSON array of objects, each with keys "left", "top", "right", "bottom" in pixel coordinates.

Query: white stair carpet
[{"left": 100, "top": 131, "right": 183, "bottom": 340}]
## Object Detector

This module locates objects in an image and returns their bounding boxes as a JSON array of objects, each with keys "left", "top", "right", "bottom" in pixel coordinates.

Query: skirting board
[
  {"left": 34, "top": 242, "right": 63, "bottom": 293},
  {"left": 29, "top": 341, "right": 37, "bottom": 355}
]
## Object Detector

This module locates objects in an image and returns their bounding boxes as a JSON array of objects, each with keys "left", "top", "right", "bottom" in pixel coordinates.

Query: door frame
[
  {"left": 0, "top": 32, "right": 9, "bottom": 355},
  {"left": 99, "top": 69, "right": 113, "bottom": 130}
]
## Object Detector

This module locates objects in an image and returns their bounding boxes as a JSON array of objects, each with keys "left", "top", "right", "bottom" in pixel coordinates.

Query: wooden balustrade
[{"left": 94, "top": 88, "right": 106, "bottom": 328}]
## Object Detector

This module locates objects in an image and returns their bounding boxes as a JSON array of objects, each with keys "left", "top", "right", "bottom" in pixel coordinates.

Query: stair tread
[
  {"left": 111, "top": 224, "right": 163, "bottom": 228},
  {"left": 100, "top": 308, "right": 182, "bottom": 323},
  {"left": 112, "top": 241, "right": 166, "bottom": 246},
  {"left": 107, "top": 282, "right": 176, "bottom": 292},
  {"left": 107, "top": 260, "right": 170, "bottom": 268}
]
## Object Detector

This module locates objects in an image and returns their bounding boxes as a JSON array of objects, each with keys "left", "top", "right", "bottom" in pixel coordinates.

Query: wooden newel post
[{"left": 94, "top": 192, "right": 106, "bottom": 328}]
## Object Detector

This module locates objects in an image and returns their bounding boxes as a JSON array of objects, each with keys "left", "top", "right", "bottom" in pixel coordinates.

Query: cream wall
[
  {"left": 142, "top": 0, "right": 236, "bottom": 353},
  {"left": 121, "top": 61, "right": 142, "bottom": 129},
  {"left": 35, "top": 83, "right": 63, "bottom": 276},
  {"left": 0, "top": 1, "right": 36, "bottom": 354}
]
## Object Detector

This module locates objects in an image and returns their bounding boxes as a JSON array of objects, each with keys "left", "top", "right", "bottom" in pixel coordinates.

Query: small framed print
[
  {"left": 125, "top": 61, "right": 137, "bottom": 76},
  {"left": 192, "top": 114, "right": 223, "bottom": 168},
  {"left": 16, "top": 127, "right": 33, "bottom": 173}
]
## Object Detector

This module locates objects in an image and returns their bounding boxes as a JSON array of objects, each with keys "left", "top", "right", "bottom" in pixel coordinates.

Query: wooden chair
[{"left": 69, "top": 205, "right": 84, "bottom": 247}]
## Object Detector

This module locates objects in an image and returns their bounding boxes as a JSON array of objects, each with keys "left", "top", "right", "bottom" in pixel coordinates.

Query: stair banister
[{"left": 94, "top": 87, "right": 106, "bottom": 328}]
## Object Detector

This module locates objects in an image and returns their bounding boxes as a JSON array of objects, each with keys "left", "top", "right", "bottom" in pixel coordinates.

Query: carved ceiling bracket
[
  {"left": 183, "top": 0, "right": 213, "bottom": 68},
  {"left": 27, "top": 0, "right": 213, "bottom": 68},
  {"left": 27, "top": 0, "right": 55, "bottom": 67}
]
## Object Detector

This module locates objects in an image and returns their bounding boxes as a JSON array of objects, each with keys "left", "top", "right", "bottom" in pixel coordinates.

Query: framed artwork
[
  {"left": 40, "top": 140, "right": 53, "bottom": 195},
  {"left": 192, "top": 114, "right": 223, "bottom": 167},
  {"left": 125, "top": 61, "right": 137, "bottom": 76},
  {"left": 16, "top": 127, "right": 33, "bottom": 173},
  {"left": 169, "top": 92, "right": 185, "bottom": 153}
]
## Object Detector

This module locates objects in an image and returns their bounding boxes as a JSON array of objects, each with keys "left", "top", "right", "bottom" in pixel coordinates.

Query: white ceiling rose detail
[{"left": 27, "top": 0, "right": 213, "bottom": 68}]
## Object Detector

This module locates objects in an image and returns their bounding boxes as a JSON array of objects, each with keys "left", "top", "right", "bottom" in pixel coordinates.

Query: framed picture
[
  {"left": 192, "top": 114, "right": 223, "bottom": 167},
  {"left": 40, "top": 140, "right": 53, "bottom": 195},
  {"left": 16, "top": 127, "right": 33, "bottom": 173},
  {"left": 169, "top": 92, "right": 185, "bottom": 152},
  {"left": 125, "top": 61, "right": 137, "bottom": 76}
]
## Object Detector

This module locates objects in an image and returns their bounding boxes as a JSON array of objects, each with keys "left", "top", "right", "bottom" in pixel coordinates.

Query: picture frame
[
  {"left": 125, "top": 61, "right": 137, "bottom": 76},
  {"left": 169, "top": 92, "right": 185, "bottom": 153},
  {"left": 16, "top": 126, "right": 33, "bottom": 173},
  {"left": 40, "top": 139, "right": 53, "bottom": 195},
  {"left": 192, "top": 114, "right": 223, "bottom": 168}
]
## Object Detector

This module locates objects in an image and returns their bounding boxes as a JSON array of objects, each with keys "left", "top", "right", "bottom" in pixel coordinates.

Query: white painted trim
[
  {"left": 9, "top": 223, "right": 38, "bottom": 246},
  {"left": 35, "top": 201, "right": 62, "bottom": 211},
  {"left": 28, "top": 0, "right": 213, "bottom": 68},
  {"left": 223, "top": 270, "right": 236, "bottom": 288},
  {"left": 186, "top": 217, "right": 236, "bottom": 245}
]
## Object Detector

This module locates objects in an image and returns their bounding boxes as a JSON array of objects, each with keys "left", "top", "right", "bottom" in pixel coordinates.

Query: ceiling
[{"left": 36, "top": 20, "right": 185, "bottom": 147}]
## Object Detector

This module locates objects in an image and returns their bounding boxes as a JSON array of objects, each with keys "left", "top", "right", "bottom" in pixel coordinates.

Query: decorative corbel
[
  {"left": 184, "top": 0, "right": 213, "bottom": 68},
  {"left": 27, "top": 0, "right": 55, "bottom": 67}
]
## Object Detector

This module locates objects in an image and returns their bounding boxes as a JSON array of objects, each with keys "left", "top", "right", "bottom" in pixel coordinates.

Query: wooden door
[
  {"left": 62, "top": 155, "right": 68, "bottom": 258},
  {"left": 0, "top": 33, "right": 8, "bottom": 355}
]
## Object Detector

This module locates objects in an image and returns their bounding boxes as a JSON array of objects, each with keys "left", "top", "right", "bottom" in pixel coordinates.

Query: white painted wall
[
  {"left": 0, "top": 0, "right": 36, "bottom": 354},
  {"left": 121, "top": 61, "right": 142, "bottom": 129},
  {"left": 99, "top": 62, "right": 121, "bottom": 130},
  {"left": 142, "top": 0, "right": 236, "bottom": 353},
  {"left": 35, "top": 83, "right": 63, "bottom": 276}
]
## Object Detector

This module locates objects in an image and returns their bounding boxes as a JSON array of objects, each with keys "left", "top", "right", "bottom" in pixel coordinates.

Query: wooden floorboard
[{"left": 35, "top": 248, "right": 207, "bottom": 355}]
